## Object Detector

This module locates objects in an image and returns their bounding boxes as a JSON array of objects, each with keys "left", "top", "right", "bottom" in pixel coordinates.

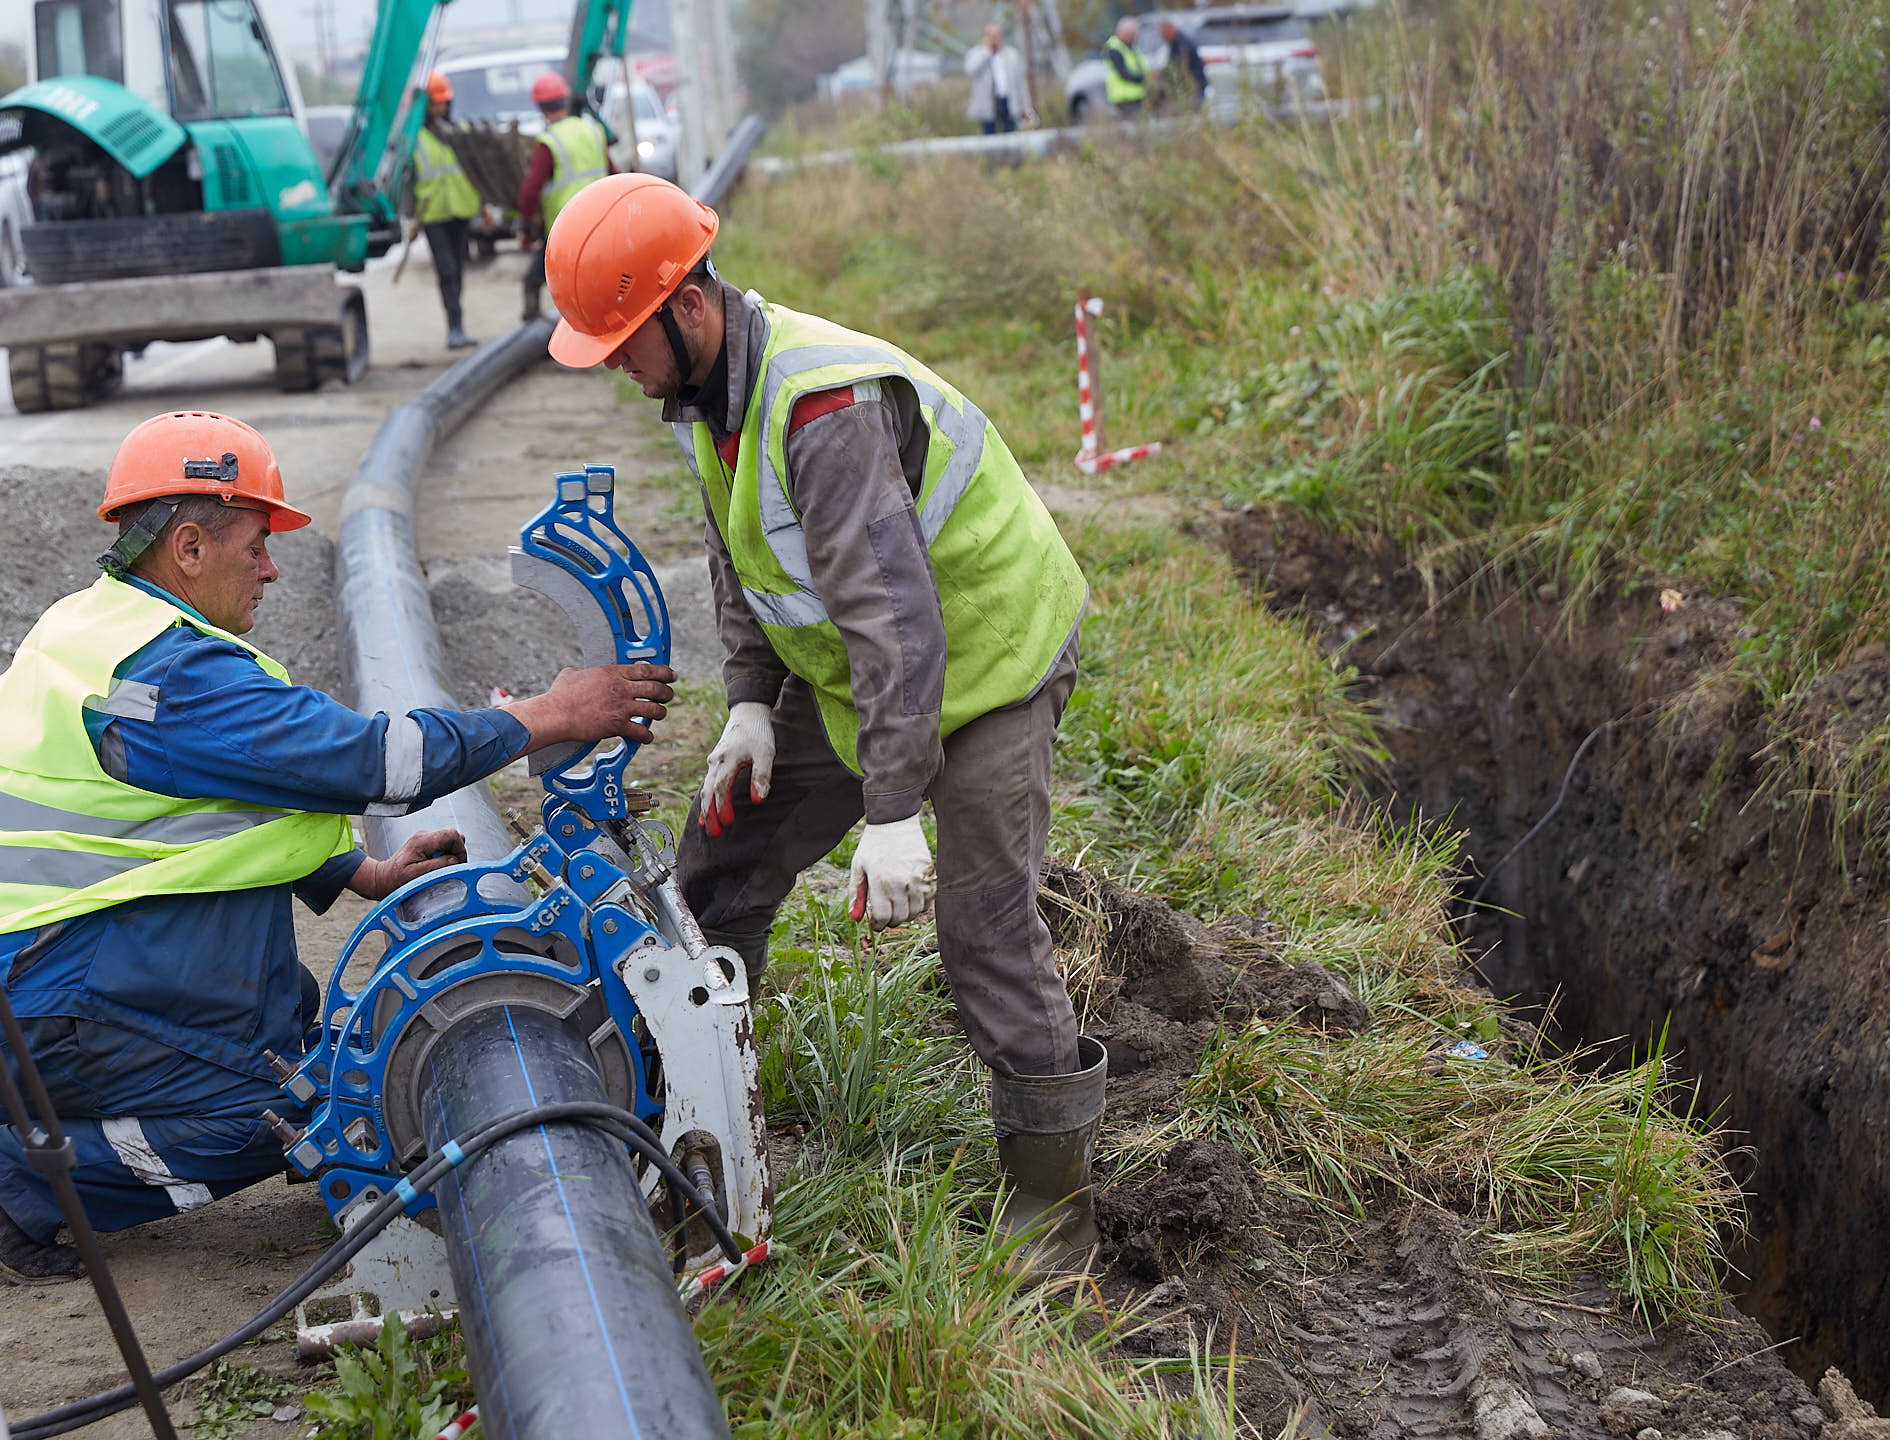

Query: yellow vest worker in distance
[
  {"left": 0, "top": 411, "right": 676, "bottom": 1283},
  {"left": 409, "top": 70, "right": 484, "bottom": 351},
  {"left": 1104, "top": 17, "right": 1151, "bottom": 115},
  {"left": 517, "top": 71, "right": 612, "bottom": 323},
  {"left": 544, "top": 174, "right": 1108, "bottom": 1271}
]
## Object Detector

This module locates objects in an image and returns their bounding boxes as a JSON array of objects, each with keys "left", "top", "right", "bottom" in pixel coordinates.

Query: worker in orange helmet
[
  {"left": 0, "top": 411, "right": 675, "bottom": 1280},
  {"left": 543, "top": 175, "right": 1106, "bottom": 1271},
  {"left": 408, "top": 70, "right": 483, "bottom": 349},
  {"left": 517, "top": 70, "right": 613, "bottom": 322}
]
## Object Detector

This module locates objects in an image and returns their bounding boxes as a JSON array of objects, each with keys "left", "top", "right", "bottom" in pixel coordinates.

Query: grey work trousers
[{"left": 677, "top": 641, "right": 1081, "bottom": 1078}]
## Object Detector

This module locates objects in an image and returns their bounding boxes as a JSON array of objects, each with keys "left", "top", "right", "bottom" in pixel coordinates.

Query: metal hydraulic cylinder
[{"left": 423, "top": 1003, "right": 731, "bottom": 1440}]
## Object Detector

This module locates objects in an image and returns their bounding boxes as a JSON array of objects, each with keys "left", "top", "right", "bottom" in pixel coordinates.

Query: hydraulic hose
[{"left": 10, "top": 1099, "right": 741, "bottom": 1440}]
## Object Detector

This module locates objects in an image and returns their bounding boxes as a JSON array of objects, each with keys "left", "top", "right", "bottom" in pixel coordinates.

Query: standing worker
[
  {"left": 0, "top": 410, "right": 675, "bottom": 1281},
  {"left": 965, "top": 23, "right": 1034, "bottom": 134},
  {"left": 1158, "top": 18, "right": 1208, "bottom": 111},
  {"left": 518, "top": 72, "right": 612, "bottom": 323},
  {"left": 1103, "top": 15, "right": 1150, "bottom": 118},
  {"left": 543, "top": 174, "right": 1108, "bottom": 1268},
  {"left": 409, "top": 71, "right": 483, "bottom": 350}
]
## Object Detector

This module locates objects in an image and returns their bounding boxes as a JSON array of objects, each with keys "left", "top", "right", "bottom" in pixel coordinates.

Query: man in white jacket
[{"left": 965, "top": 24, "right": 1035, "bottom": 133}]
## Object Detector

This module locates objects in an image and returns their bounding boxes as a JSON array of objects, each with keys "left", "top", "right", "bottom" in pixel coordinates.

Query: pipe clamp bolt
[{"left": 644, "top": 966, "right": 661, "bottom": 982}]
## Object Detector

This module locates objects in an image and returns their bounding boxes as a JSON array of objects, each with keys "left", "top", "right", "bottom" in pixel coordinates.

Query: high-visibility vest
[
  {"left": 675, "top": 300, "right": 1088, "bottom": 774},
  {"left": 538, "top": 115, "right": 610, "bottom": 228},
  {"left": 0, "top": 576, "right": 354, "bottom": 936},
  {"left": 1103, "top": 35, "right": 1150, "bottom": 104},
  {"left": 413, "top": 125, "right": 482, "bottom": 224}
]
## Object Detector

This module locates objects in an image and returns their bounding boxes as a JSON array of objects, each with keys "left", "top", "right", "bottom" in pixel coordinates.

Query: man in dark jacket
[{"left": 1159, "top": 18, "right": 1208, "bottom": 110}]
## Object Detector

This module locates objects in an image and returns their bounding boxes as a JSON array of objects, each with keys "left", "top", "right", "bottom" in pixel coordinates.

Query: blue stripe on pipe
[
  {"left": 501, "top": 1004, "right": 643, "bottom": 1439},
  {"left": 394, "top": 1177, "right": 419, "bottom": 1207},
  {"left": 430, "top": 1052, "right": 518, "bottom": 1438}
]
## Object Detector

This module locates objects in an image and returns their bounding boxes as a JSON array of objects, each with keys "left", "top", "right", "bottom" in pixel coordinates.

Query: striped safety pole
[
  {"left": 1073, "top": 289, "right": 1162, "bottom": 476},
  {"left": 432, "top": 1407, "right": 479, "bottom": 1440}
]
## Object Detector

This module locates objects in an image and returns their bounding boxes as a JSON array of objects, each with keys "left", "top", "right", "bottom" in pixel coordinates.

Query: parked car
[
  {"left": 1064, "top": 5, "right": 1324, "bottom": 123},
  {"left": 302, "top": 104, "right": 354, "bottom": 180},
  {"left": 818, "top": 50, "right": 947, "bottom": 99},
  {"left": 592, "top": 61, "right": 681, "bottom": 181},
  {"left": 0, "top": 148, "right": 31, "bottom": 288}
]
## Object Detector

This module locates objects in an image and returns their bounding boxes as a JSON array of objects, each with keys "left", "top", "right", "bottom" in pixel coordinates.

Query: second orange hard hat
[
  {"left": 545, "top": 174, "right": 719, "bottom": 370},
  {"left": 100, "top": 412, "right": 312, "bottom": 531},
  {"left": 531, "top": 71, "right": 571, "bottom": 105},
  {"left": 425, "top": 70, "right": 453, "bottom": 103}
]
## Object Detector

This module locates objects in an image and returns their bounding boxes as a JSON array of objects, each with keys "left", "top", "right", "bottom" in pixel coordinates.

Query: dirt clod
[{"left": 1099, "top": 1139, "right": 1263, "bottom": 1281}]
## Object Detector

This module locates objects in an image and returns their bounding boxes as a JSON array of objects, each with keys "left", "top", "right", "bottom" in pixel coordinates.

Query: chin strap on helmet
[
  {"left": 98, "top": 498, "right": 182, "bottom": 577},
  {"left": 657, "top": 258, "right": 719, "bottom": 386}
]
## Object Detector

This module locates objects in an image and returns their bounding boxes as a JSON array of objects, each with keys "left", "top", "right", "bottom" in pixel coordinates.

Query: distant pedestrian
[
  {"left": 1103, "top": 16, "right": 1150, "bottom": 118},
  {"left": 1158, "top": 18, "right": 1207, "bottom": 110},
  {"left": 965, "top": 24, "right": 1035, "bottom": 134},
  {"left": 409, "top": 71, "right": 482, "bottom": 350},
  {"left": 517, "top": 72, "right": 613, "bottom": 323}
]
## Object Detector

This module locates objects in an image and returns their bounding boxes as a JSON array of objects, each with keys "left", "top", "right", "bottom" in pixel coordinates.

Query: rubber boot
[
  {"left": 0, "top": 1206, "right": 82, "bottom": 1284},
  {"left": 991, "top": 1034, "right": 1108, "bottom": 1273}
]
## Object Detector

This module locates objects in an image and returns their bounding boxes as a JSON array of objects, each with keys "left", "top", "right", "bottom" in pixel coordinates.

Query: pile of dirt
[
  {"left": 0, "top": 466, "right": 344, "bottom": 695},
  {"left": 1213, "top": 502, "right": 1890, "bottom": 1407},
  {"left": 1058, "top": 862, "right": 1834, "bottom": 1440}
]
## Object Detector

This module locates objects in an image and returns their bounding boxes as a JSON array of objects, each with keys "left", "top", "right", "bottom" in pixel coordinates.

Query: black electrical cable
[
  {"left": 1468, "top": 721, "right": 1613, "bottom": 908},
  {"left": 14, "top": 1098, "right": 743, "bottom": 1440}
]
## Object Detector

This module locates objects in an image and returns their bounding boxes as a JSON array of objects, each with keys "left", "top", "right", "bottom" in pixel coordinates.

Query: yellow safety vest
[
  {"left": 1103, "top": 36, "right": 1149, "bottom": 105},
  {"left": 677, "top": 300, "right": 1088, "bottom": 773},
  {"left": 413, "top": 125, "right": 482, "bottom": 224},
  {"left": 539, "top": 115, "right": 610, "bottom": 228},
  {"left": 0, "top": 577, "right": 354, "bottom": 935}
]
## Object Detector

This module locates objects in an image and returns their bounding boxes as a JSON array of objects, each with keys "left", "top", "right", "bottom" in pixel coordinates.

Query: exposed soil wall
[{"left": 1218, "top": 508, "right": 1890, "bottom": 1404}]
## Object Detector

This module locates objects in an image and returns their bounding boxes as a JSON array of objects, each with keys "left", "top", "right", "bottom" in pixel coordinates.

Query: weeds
[
  {"left": 189, "top": 1360, "right": 295, "bottom": 1440},
  {"left": 305, "top": 1317, "right": 473, "bottom": 1440}
]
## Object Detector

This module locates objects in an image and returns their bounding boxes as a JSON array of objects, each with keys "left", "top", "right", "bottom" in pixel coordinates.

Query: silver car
[{"left": 1064, "top": 5, "right": 1325, "bottom": 123}]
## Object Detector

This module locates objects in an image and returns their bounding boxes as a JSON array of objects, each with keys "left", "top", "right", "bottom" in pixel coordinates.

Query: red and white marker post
[{"left": 1074, "top": 286, "right": 1162, "bottom": 476}]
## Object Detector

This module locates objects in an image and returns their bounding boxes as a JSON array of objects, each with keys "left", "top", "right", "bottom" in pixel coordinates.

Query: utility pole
[
  {"left": 672, "top": 0, "right": 738, "bottom": 191},
  {"left": 865, "top": 0, "right": 892, "bottom": 101}
]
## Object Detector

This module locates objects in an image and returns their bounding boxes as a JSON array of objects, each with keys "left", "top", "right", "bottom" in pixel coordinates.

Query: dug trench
[{"left": 1216, "top": 506, "right": 1890, "bottom": 1411}]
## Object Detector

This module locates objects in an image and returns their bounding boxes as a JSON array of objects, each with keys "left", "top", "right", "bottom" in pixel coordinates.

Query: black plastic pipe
[
  {"left": 424, "top": 1005, "right": 730, "bottom": 1440},
  {"left": 334, "top": 316, "right": 555, "bottom": 863}
]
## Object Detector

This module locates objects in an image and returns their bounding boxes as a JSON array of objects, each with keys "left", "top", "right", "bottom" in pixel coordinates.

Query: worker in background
[
  {"left": 409, "top": 70, "right": 483, "bottom": 351},
  {"left": 965, "top": 22, "right": 1035, "bottom": 134},
  {"left": 518, "top": 72, "right": 613, "bottom": 323},
  {"left": 1158, "top": 17, "right": 1208, "bottom": 111},
  {"left": 545, "top": 175, "right": 1107, "bottom": 1269},
  {"left": 1103, "top": 15, "right": 1150, "bottom": 118},
  {"left": 0, "top": 411, "right": 675, "bottom": 1282}
]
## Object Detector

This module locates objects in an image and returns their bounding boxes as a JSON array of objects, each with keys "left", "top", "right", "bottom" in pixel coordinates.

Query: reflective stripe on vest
[
  {"left": 1104, "top": 36, "right": 1149, "bottom": 104},
  {"left": 414, "top": 126, "right": 482, "bottom": 224},
  {"left": 0, "top": 577, "right": 354, "bottom": 935},
  {"left": 539, "top": 116, "right": 609, "bottom": 228},
  {"left": 678, "top": 298, "right": 1087, "bottom": 771}
]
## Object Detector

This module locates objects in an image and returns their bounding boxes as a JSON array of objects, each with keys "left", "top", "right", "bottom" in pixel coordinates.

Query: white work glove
[
  {"left": 848, "top": 814, "right": 938, "bottom": 931},
  {"left": 698, "top": 701, "right": 775, "bottom": 838}
]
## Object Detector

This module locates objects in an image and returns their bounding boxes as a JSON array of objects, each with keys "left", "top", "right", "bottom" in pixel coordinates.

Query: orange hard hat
[
  {"left": 531, "top": 71, "right": 571, "bottom": 105},
  {"left": 546, "top": 174, "right": 719, "bottom": 369},
  {"left": 426, "top": 70, "right": 453, "bottom": 103},
  {"left": 100, "top": 412, "right": 312, "bottom": 531}
]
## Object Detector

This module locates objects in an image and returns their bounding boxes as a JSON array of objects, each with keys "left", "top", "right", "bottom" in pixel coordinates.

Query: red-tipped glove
[
  {"left": 848, "top": 814, "right": 937, "bottom": 930},
  {"left": 698, "top": 701, "right": 775, "bottom": 837}
]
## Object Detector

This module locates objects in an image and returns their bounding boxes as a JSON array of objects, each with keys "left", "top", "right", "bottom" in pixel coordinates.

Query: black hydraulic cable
[
  {"left": 13, "top": 1099, "right": 742, "bottom": 1440},
  {"left": 1468, "top": 721, "right": 1612, "bottom": 908}
]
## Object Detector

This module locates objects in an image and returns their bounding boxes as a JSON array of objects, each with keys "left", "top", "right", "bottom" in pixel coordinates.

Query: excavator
[{"left": 0, "top": 0, "right": 638, "bottom": 411}]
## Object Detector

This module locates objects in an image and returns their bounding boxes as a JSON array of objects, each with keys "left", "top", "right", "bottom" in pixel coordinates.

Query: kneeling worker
[
  {"left": 0, "top": 411, "right": 675, "bottom": 1281},
  {"left": 544, "top": 174, "right": 1107, "bottom": 1263}
]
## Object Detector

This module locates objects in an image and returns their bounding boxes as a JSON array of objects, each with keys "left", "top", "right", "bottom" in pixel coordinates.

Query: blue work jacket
[{"left": 0, "top": 575, "right": 528, "bottom": 1111}]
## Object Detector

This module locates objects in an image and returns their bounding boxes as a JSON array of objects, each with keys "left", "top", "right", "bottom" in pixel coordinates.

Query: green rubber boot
[{"left": 991, "top": 1035, "right": 1108, "bottom": 1273}]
